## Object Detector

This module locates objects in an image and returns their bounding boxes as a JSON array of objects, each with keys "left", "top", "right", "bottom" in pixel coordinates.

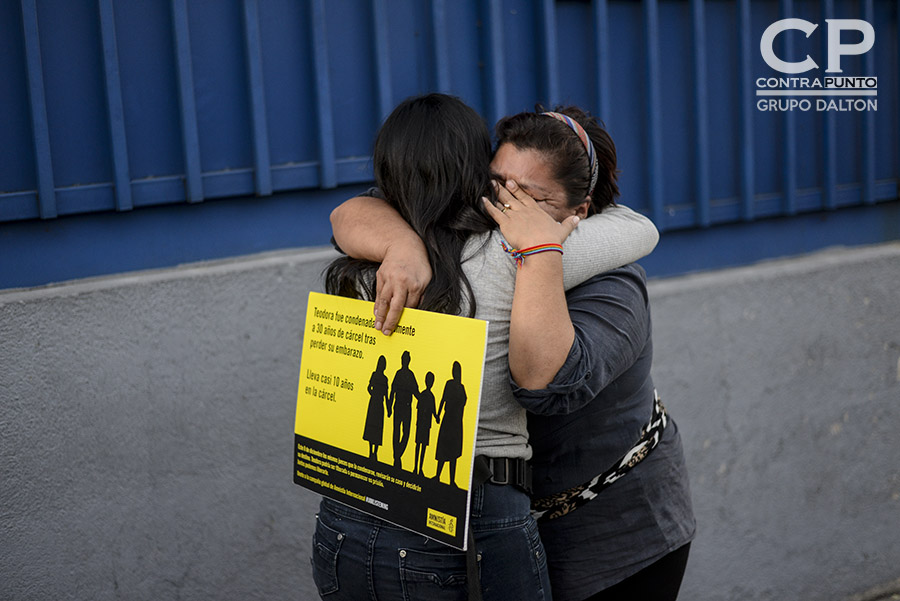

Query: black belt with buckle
[{"left": 480, "top": 456, "right": 532, "bottom": 494}]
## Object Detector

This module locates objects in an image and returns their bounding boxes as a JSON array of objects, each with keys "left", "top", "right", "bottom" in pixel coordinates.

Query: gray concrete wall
[
  {"left": 651, "top": 244, "right": 900, "bottom": 601},
  {"left": 1, "top": 242, "right": 899, "bottom": 601}
]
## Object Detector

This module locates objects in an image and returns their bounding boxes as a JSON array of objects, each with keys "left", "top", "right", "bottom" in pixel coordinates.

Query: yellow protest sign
[{"left": 293, "top": 292, "right": 487, "bottom": 549}]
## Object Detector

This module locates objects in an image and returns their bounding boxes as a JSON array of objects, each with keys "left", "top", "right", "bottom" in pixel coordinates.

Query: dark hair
[
  {"left": 325, "top": 94, "right": 495, "bottom": 316},
  {"left": 494, "top": 106, "right": 619, "bottom": 215}
]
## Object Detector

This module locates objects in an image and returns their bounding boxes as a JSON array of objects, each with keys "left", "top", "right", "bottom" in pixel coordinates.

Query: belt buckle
[{"left": 490, "top": 458, "right": 510, "bottom": 485}]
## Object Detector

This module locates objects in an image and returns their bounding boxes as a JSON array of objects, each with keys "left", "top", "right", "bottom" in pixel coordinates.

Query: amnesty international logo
[
  {"left": 756, "top": 18, "right": 877, "bottom": 112},
  {"left": 426, "top": 507, "right": 457, "bottom": 536}
]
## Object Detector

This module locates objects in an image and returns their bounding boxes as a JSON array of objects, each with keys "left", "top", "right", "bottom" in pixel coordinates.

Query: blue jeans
[{"left": 311, "top": 483, "right": 552, "bottom": 601}]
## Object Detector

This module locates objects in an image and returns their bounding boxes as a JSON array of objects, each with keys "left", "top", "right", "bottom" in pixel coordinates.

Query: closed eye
[{"left": 490, "top": 173, "right": 551, "bottom": 203}]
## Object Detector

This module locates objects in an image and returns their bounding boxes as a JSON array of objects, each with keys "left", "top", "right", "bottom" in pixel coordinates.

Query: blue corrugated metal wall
[{"left": 1, "top": 0, "right": 898, "bottom": 288}]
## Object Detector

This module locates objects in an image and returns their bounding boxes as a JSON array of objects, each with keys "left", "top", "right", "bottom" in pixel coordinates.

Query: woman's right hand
[
  {"left": 483, "top": 179, "right": 579, "bottom": 249},
  {"left": 486, "top": 179, "right": 578, "bottom": 389},
  {"left": 374, "top": 240, "right": 432, "bottom": 335}
]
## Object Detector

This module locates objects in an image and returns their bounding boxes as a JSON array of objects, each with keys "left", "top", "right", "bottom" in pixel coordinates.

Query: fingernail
[
  {"left": 573, "top": 216, "right": 580, "bottom": 224},
  {"left": 506, "top": 180, "right": 517, "bottom": 190},
  {"left": 374, "top": 320, "right": 382, "bottom": 330},
  {"left": 382, "top": 329, "right": 392, "bottom": 336}
]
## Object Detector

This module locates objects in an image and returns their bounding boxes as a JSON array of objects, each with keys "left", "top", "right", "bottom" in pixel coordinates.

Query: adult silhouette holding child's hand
[
  {"left": 433, "top": 361, "right": 467, "bottom": 488},
  {"left": 388, "top": 350, "right": 418, "bottom": 469}
]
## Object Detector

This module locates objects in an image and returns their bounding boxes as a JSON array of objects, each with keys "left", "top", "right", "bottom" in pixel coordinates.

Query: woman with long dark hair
[
  {"left": 314, "top": 94, "right": 660, "bottom": 601},
  {"left": 324, "top": 93, "right": 496, "bottom": 317},
  {"left": 332, "top": 103, "right": 695, "bottom": 601}
]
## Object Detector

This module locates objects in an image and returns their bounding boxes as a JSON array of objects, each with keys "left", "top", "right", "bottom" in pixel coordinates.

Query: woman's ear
[{"left": 574, "top": 199, "right": 591, "bottom": 219}]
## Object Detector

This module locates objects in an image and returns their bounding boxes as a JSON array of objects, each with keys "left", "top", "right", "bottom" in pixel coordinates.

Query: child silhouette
[{"left": 413, "top": 372, "right": 439, "bottom": 476}]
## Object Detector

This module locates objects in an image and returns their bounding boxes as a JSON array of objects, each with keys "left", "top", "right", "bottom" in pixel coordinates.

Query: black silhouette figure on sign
[
  {"left": 362, "top": 355, "right": 389, "bottom": 460},
  {"left": 434, "top": 361, "right": 467, "bottom": 487},
  {"left": 389, "top": 351, "right": 419, "bottom": 469},
  {"left": 413, "top": 371, "right": 439, "bottom": 477}
]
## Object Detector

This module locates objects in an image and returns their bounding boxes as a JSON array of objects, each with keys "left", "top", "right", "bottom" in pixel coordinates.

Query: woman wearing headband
[
  {"left": 332, "top": 103, "right": 695, "bottom": 600},
  {"left": 491, "top": 108, "right": 694, "bottom": 601},
  {"left": 316, "top": 94, "right": 659, "bottom": 601}
]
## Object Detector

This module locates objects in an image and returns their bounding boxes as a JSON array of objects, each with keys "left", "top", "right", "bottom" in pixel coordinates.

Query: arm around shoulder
[
  {"left": 560, "top": 204, "right": 659, "bottom": 289},
  {"left": 330, "top": 194, "right": 433, "bottom": 334},
  {"left": 330, "top": 195, "right": 423, "bottom": 262}
]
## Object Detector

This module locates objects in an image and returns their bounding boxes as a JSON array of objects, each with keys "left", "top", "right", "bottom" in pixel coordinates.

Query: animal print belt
[{"left": 531, "top": 390, "right": 668, "bottom": 521}]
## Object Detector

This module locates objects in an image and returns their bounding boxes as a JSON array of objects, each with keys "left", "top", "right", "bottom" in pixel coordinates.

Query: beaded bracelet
[{"left": 500, "top": 240, "right": 564, "bottom": 267}]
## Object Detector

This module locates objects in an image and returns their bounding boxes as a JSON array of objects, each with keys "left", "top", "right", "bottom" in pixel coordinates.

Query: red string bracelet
[{"left": 500, "top": 240, "right": 564, "bottom": 267}]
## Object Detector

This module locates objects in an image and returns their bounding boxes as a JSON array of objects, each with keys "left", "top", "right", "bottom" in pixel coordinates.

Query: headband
[{"left": 541, "top": 111, "right": 600, "bottom": 198}]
